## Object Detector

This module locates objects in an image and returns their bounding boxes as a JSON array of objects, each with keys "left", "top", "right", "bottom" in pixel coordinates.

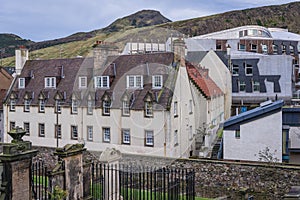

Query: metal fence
[
  {"left": 31, "top": 161, "right": 49, "bottom": 200},
  {"left": 91, "top": 163, "right": 195, "bottom": 200}
]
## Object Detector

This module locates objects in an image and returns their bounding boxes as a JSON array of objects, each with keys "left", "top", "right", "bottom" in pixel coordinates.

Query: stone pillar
[
  {"left": 93, "top": 41, "right": 119, "bottom": 72},
  {"left": 54, "top": 144, "right": 86, "bottom": 200},
  {"left": 0, "top": 127, "right": 38, "bottom": 200},
  {"left": 172, "top": 38, "right": 186, "bottom": 67},
  {"left": 99, "top": 148, "right": 122, "bottom": 200}
]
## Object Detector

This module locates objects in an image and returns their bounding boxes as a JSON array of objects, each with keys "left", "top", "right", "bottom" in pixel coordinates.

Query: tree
[{"left": 257, "top": 147, "right": 279, "bottom": 163}]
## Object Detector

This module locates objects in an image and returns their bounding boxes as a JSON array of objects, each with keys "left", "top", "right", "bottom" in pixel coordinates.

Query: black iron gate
[
  {"left": 91, "top": 163, "right": 195, "bottom": 200},
  {"left": 31, "top": 161, "right": 49, "bottom": 200}
]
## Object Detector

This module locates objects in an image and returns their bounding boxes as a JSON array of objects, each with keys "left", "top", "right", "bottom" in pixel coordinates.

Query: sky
[{"left": 0, "top": 0, "right": 298, "bottom": 42}]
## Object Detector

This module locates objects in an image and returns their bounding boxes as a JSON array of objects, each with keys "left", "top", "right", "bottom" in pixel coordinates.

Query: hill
[
  {"left": 1, "top": 2, "right": 300, "bottom": 66},
  {"left": 0, "top": 34, "right": 34, "bottom": 58}
]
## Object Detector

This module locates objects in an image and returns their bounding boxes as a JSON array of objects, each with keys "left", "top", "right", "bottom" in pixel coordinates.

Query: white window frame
[
  {"left": 245, "top": 63, "right": 253, "bottom": 76},
  {"left": 24, "top": 122, "right": 30, "bottom": 135},
  {"left": 152, "top": 75, "right": 163, "bottom": 89},
  {"left": 122, "top": 129, "right": 130, "bottom": 144},
  {"left": 122, "top": 101, "right": 130, "bottom": 116},
  {"left": 145, "top": 101, "right": 153, "bottom": 117},
  {"left": 87, "top": 126, "right": 93, "bottom": 141},
  {"left": 55, "top": 100, "right": 61, "bottom": 113},
  {"left": 189, "top": 126, "right": 193, "bottom": 140},
  {"left": 45, "top": 77, "right": 56, "bottom": 88},
  {"left": 102, "top": 100, "right": 111, "bottom": 115},
  {"left": 103, "top": 127, "right": 110, "bottom": 142},
  {"left": 79, "top": 76, "right": 87, "bottom": 89},
  {"left": 18, "top": 78, "right": 25, "bottom": 89},
  {"left": 71, "top": 125, "right": 78, "bottom": 139},
  {"left": 145, "top": 130, "right": 154, "bottom": 146},
  {"left": 238, "top": 44, "right": 246, "bottom": 51},
  {"left": 72, "top": 99, "right": 78, "bottom": 114},
  {"left": 253, "top": 81, "right": 260, "bottom": 92},
  {"left": 39, "top": 99, "right": 45, "bottom": 112},
  {"left": 262, "top": 44, "right": 268, "bottom": 54},
  {"left": 10, "top": 99, "right": 16, "bottom": 111},
  {"left": 126, "top": 75, "right": 143, "bottom": 88},
  {"left": 239, "top": 81, "right": 246, "bottom": 92},
  {"left": 232, "top": 64, "right": 239, "bottom": 76},
  {"left": 39, "top": 123, "right": 45, "bottom": 137},
  {"left": 87, "top": 100, "right": 93, "bottom": 115},
  {"left": 55, "top": 124, "right": 61, "bottom": 139},
  {"left": 94, "top": 76, "right": 109, "bottom": 88},
  {"left": 174, "top": 101, "right": 178, "bottom": 117},
  {"left": 24, "top": 99, "right": 30, "bottom": 112}
]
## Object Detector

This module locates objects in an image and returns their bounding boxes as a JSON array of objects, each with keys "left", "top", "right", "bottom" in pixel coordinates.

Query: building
[
  {"left": 4, "top": 40, "right": 199, "bottom": 158},
  {"left": 167, "top": 25, "right": 300, "bottom": 115},
  {"left": 0, "top": 66, "right": 13, "bottom": 141},
  {"left": 223, "top": 100, "right": 285, "bottom": 163}
]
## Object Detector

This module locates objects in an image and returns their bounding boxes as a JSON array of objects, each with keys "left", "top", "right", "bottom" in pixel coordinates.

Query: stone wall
[{"left": 173, "top": 159, "right": 300, "bottom": 199}]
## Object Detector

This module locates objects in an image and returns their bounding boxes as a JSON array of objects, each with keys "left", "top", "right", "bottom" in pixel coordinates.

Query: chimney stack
[
  {"left": 93, "top": 41, "right": 119, "bottom": 71},
  {"left": 172, "top": 38, "right": 186, "bottom": 67},
  {"left": 15, "top": 47, "right": 29, "bottom": 76}
]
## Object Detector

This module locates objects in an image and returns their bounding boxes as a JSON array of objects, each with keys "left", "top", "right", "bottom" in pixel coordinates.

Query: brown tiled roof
[
  {"left": 10, "top": 52, "right": 176, "bottom": 111},
  {"left": 186, "top": 62, "right": 223, "bottom": 99}
]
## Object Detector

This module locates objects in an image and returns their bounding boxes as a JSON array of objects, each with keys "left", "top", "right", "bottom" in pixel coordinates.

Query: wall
[
  {"left": 173, "top": 158, "right": 300, "bottom": 199},
  {"left": 223, "top": 111, "right": 282, "bottom": 162}
]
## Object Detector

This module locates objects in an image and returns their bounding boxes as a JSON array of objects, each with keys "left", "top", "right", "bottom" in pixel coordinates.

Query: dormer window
[
  {"left": 144, "top": 93, "right": 153, "bottom": 117},
  {"left": 87, "top": 100, "right": 93, "bottom": 115},
  {"left": 10, "top": 99, "right": 16, "bottom": 112},
  {"left": 152, "top": 75, "right": 163, "bottom": 89},
  {"left": 95, "top": 76, "right": 109, "bottom": 88},
  {"left": 45, "top": 77, "right": 56, "bottom": 88},
  {"left": 39, "top": 99, "right": 45, "bottom": 113},
  {"left": 18, "top": 78, "right": 25, "bottom": 89},
  {"left": 79, "top": 76, "right": 87, "bottom": 89},
  {"left": 72, "top": 99, "right": 78, "bottom": 114},
  {"left": 24, "top": 99, "right": 30, "bottom": 112},
  {"left": 127, "top": 75, "right": 143, "bottom": 88},
  {"left": 102, "top": 93, "right": 111, "bottom": 116},
  {"left": 121, "top": 92, "right": 130, "bottom": 116}
]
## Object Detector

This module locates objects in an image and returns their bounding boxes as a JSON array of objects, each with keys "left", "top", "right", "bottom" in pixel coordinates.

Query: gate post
[
  {"left": 54, "top": 143, "right": 86, "bottom": 200},
  {"left": 99, "top": 148, "right": 122, "bottom": 200},
  {"left": 0, "top": 127, "right": 38, "bottom": 200}
]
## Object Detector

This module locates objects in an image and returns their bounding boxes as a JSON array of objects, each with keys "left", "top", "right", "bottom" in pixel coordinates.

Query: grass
[{"left": 33, "top": 175, "right": 49, "bottom": 187}]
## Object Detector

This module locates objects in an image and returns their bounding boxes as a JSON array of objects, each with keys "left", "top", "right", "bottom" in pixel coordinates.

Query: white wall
[
  {"left": 223, "top": 111, "right": 282, "bottom": 162},
  {"left": 0, "top": 111, "right": 3, "bottom": 142}
]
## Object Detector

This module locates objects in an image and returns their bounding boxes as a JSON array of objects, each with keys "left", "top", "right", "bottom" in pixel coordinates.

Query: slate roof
[
  {"left": 0, "top": 67, "right": 13, "bottom": 109},
  {"left": 9, "top": 52, "right": 176, "bottom": 111},
  {"left": 186, "top": 62, "right": 223, "bottom": 99},
  {"left": 224, "top": 100, "right": 284, "bottom": 130}
]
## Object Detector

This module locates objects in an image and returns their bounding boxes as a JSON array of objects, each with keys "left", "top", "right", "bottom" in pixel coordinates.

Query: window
[
  {"left": 102, "top": 100, "right": 111, "bottom": 116},
  {"left": 39, "top": 100, "right": 45, "bottom": 113},
  {"left": 126, "top": 75, "right": 143, "bottom": 88},
  {"left": 103, "top": 127, "right": 110, "bottom": 142},
  {"left": 262, "top": 44, "right": 268, "bottom": 54},
  {"left": 152, "top": 75, "right": 163, "bottom": 89},
  {"left": 272, "top": 44, "right": 278, "bottom": 54},
  {"left": 174, "top": 101, "right": 178, "bottom": 117},
  {"left": 72, "top": 100, "right": 78, "bottom": 114},
  {"left": 232, "top": 64, "right": 239, "bottom": 76},
  {"left": 24, "top": 99, "right": 30, "bottom": 112},
  {"left": 39, "top": 123, "right": 45, "bottom": 137},
  {"left": 122, "top": 129, "right": 130, "bottom": 144},
  {"left": 189, "top": 100, "right": 193, "bottom": 114},
  {"left": 55, "top": 100, "right": 61, "bottom": 113},
  {"left": 24, "top": 122, "right": 30, "bottom": 135},
  {"left": 189, "top": 126, "right": 193, "bottom": 140},
  {"left": 10, "top": 99, "right": 16, "bottom": 111},
  {"left": 244, "top": 63, "right": 253, "bottom": 76},
  {"left": 239, "top": 81, "right": 246, "bottom": 92},
  {"left": 122, "top": 101, "right": 130, "bottom": 116},
  {"left": 235, "top": 130, "right": 240, "bottom": 139},
  {"left": 55, "top": 124, "right": 61, "bottom": 139},
  {"left": 95, "top": 76, "right": 109, "bottom": 88},
  {"left": 145, "top": 130, "right": 154, "bottom": 146},
  {"left": 145, "top": 101, "right": 153, "bottom": 117},
  {"left": 18, "top": 78, "right": 25, "bottom": 89},
  {"left": 45, "top": 77, "right": 56, "bottom": 88},
  {"left": 87, "top": 126, "right": 93, "bottom": 141},
  {"left": 250, "top": 44, "right": 257, "bottom": 52},
  {"left": 290, "top": 45, "right": 294, "bottom": 55},
  {"left": 9, "top": 121, "right": 15, "bottom": 130},
  {"left": 216, "top": 44, "right": 222, "bottom": 50},
  {"left": 253, "top": 81, "right": 260, "bottom": 92},
  {"left": 238, "top": 44, "right": 246, "bottom": 51},
  {"left": 174, "top": 130, "right": 178, "bottom": 145},
  {"left": 71, "top": 125, "right": 78, "bottom": 139},
  {"left": 87, "top": 100, "right": 93, "bottom": 115},
  {"left": 282, "top": 44, "right": 286, "bottom": 54},
  {"left": 79, "top": 76, "right": 87, "bottom": 88}
]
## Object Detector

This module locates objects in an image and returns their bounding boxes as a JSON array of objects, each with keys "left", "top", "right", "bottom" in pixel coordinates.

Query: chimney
[
  {"left": 15, "top": 47, "right": 29, "bottom": 75},
  {"left": 93, "top": 41, "right": 119, "bottom": 70},
  {"left": 172, "top": 38, "right": 186, "bottom": 67}
]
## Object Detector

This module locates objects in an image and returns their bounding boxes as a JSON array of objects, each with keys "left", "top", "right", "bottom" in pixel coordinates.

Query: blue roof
[{"left": 224, "top": 100, "right": 284, "bottom": 129}]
